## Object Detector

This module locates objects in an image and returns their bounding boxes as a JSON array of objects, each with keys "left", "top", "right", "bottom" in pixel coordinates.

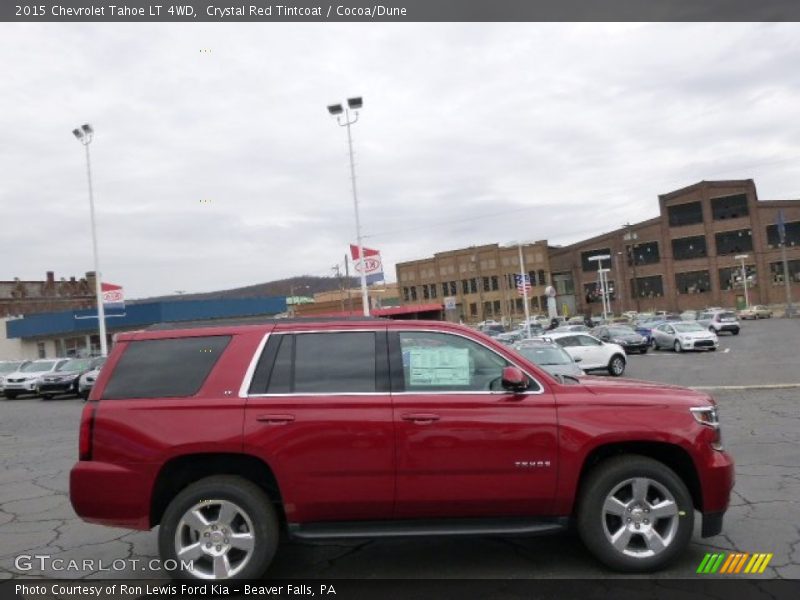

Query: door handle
[
  {"left": 256, "top": 414, "right": 295, "bottom": 424},
  {"left": 401, "top": 413, "right": 440, "bottom": 424}
]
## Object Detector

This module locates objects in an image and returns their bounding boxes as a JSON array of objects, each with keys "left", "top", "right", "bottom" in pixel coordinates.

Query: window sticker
[{"left": 408, "top": 347, "right": 470, "bottom": 386}]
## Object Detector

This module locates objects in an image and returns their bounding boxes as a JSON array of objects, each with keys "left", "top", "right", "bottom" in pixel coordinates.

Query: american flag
[{"left": 514, "top": 274, "right": 531, "bottom": 296}]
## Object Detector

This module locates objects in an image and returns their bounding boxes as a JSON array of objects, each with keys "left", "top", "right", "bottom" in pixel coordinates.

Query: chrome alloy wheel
[
  {"left": 601, "top": 477, "right": 679, "bottom": 559},
  {"left": 174, "top": 499, "right": 255, "bottom": 579}
]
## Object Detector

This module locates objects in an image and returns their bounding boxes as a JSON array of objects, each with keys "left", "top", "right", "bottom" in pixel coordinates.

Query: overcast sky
[{"left": 2, "top": 23, "right": 800, "bottom": 298}]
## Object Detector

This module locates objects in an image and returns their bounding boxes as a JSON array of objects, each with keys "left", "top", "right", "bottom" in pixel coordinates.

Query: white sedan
[{"left": 547, "top": 332, "right": 627, "bottom": 376}]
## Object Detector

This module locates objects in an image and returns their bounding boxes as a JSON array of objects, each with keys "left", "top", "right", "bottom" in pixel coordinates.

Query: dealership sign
[
  {"left": 350, "top": 245, "right": 384, "bottom": 285},
  {"left": 101, "top": 283, "right": 125, "bottom": 310}
]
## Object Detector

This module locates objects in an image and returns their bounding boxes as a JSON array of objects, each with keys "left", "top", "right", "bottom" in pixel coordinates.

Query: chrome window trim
[
  {"left": 241, "top": 326, "right": 547, "bottom": 398},
  {"left": 238, "top": 332, "right": 271, "bottom": 398}
]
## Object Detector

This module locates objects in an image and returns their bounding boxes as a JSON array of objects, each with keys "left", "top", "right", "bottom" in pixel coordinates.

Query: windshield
[
  {"left": 57, "top": 358, "right": 92, "bottom": 372},
  {"left": 21, "top": 361, "right": 57, "bottom": 372},
  {"left": 607, "top": 326, "right": 635, "bottom": 335},
  {"left": 673, "top": 322, "right": 704, "bottom": 332},
  {"left": 0, "top": 362, "right": 23, "bottom": 374},
  {"left": 517, "top": 346, "right": 573, "bottom": 366}
]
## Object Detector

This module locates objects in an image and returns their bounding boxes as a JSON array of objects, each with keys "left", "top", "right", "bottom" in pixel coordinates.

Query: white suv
[
  {"left": 547, "top": 332, "right": 627, "bottom": 376},
  {"left": 697, "top": 310, "right": 741, "bottom": 335},
  {"left": 2, "top": 358, "right": 69, "bottom": 399}
]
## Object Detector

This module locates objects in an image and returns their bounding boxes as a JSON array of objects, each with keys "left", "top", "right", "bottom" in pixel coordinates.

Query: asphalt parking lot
[{"left": 0, "top": 318, "right": 798, "bottom": 580}]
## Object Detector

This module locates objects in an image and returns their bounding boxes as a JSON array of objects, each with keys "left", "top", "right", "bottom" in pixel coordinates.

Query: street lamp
[
  {"left": 72, "top": 123, "right": 108, "bottom": 357},
  {"left": 588, "top": 254, "right": 611, "bottom": 321},
  {"left": 734, "top": 254, "right": 750, "bottom": 309},
  {"left": 328, "top": 96, "right": 369, "bottom": 317},
  {"left": 506, "top": 241, "right": 532, "bottom": 338}
]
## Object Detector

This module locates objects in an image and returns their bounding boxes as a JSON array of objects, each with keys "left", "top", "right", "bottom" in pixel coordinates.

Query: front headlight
[{"left": 691, "top": 406, "right": 723, "bottom": 451}]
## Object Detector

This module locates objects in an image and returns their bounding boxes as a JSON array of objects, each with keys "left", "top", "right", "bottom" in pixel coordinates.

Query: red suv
[{"left": 70, "top": 318, "right": 734, "bottom": 580}]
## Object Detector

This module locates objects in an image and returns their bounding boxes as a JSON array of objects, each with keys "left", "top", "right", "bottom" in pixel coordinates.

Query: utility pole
[
  {"left": 777, "top": 210, "right": 795, "bottom": 317},
  {"left": 344, "top": 253, "right": 353, "bottom": 312},
  {"left": 332, "top": 265, "right": 345, "bottom": 312},
  {"left": 624, "top": 223, "right": 640, "bottom": 312}
]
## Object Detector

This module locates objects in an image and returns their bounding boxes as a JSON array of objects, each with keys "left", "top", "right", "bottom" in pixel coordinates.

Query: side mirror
[
  {"left": 501, "top": 366, "right": 529, "bottom": 392},
  {"left": 574, "top": 357, "right": 583, "bottom": 362}
]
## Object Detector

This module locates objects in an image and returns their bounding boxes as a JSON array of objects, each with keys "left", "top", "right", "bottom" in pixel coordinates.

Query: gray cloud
[{"left": 1, "top": 23, "right": 799, "bottom": 297}]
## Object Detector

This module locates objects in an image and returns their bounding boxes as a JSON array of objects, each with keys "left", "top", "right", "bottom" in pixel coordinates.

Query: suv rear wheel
[
  {"left": 577, "top": 455, "right": 694, "bottom": 572},
  {"left": 158, "top": 475, "right": 279, "bottom": 580}
]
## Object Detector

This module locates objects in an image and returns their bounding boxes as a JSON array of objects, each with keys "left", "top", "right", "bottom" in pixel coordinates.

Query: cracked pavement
[{"left": 1, "top": 319, "right": 798, "bottom": 579}]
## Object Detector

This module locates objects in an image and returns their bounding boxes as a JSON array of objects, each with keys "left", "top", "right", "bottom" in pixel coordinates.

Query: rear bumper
[{"left": 70, "top": 461, "right": 152, "bottom": 530}]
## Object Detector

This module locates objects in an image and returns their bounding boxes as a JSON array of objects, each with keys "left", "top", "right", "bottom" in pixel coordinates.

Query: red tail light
[{"left": 79, "top": 404, "right": 97, "bottom": 461}]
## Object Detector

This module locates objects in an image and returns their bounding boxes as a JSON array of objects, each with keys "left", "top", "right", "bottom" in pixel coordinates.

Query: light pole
[
  {"left": 506, "top": 242, "right": 532, "bottom": 338},
  {"left": 623, "top": 224, "right": 640, "bottom": 313},
  {"left": 328, "top": 97, "right": 369, "bottom": 317},
  {"left": 588, "top": 254, "right": 611, "bottom": 321},
  {"left": 72, "top": 123, "right": 108, "bottom": 357},
  {"left": 734, "top": 254, "right": 750, "bottom": 309}
]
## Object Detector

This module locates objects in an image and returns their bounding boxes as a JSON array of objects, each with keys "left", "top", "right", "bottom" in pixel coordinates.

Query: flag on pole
[
  {"left": 101, "top": 282, "right": 125, "bottom": 310},
  {"left": 777, "top": 210, "right": 786, "bottom": 245},
  {"left": 350, "top": 244, "right": 384, "bottom": 285},
  {"left": 514, "top": 274, "right": 531, "bottom": 296}
]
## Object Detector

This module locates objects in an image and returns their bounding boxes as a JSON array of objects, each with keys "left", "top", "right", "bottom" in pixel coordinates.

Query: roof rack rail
[{"left": 146, "top": 315, "right": 386, "bottom": 331}]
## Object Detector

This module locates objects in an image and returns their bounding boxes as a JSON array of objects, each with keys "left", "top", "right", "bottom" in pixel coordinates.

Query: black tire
[
  {"left": 80, "top": 391, "right": 90, "bottom": 401},
  {"left": 3, "top": 391, "right": 19, "bottom": 400},
  {"left": 607, "top": 354, "right": 626, "bottom": 377},
  {"left": 158, "top": 475, "right": 279, "bottom": 580},
  {"left": 650, "top": 338, "right": 658, "bottom": 351},
  {"left": 732, "top": 329, "right": 739, "bottom": 335},
  {"left": 41, "top": 394, "right": 53, "bottom": 400},
  {"left": 709, "top": 347, "right": 717, "bottom": 351},
  {"left": 577, "top": 455, "right": 695, "bottom": 572},
  {"left": 639, "top": 347, "right": 648, "bottom": 355},
  {"left": 673, "top": 340, "right": 682, "bottom": 353}
]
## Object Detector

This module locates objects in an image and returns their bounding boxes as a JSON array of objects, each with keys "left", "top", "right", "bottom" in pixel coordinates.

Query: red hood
[{"left": 577, "top": 375, "right": 714, "bottom": 407}]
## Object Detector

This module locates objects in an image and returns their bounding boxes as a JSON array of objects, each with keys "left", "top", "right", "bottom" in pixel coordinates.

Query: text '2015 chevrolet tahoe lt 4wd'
[{"left": 70, "top": 318, "right": 734, "bottom": 580}]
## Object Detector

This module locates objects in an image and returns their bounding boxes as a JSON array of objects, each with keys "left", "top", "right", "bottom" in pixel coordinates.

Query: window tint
[
  {"left": 267, "top": 335, "right": 293, "bottom": 393},
  {"left": 292, "top": 332, "right": 377, "bottom": 393},
  {"left": 555, "top": 336, "right": 578, "bottom": 347},
  {"left": 102, "top": 336, "right": 230, "bottom": 399},
  {"left": 398, "top": 331, "right": 537, "bottom": 392},
  {"left": 578, "top": 335, "right": 602, "bottom": 347}
]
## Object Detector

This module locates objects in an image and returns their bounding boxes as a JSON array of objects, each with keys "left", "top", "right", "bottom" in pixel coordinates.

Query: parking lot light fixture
[
  {"left": 735, "top": 254, "right": 750, "bottom": 309},
  {"left": 72, "top": 123, "right": 108, "bottom": 357},
  {"left": 328, "top": 96, "right": 369, "bottom": 316},
  {"left": 588, "top": 254, "right": 612, "bottom": 321}
]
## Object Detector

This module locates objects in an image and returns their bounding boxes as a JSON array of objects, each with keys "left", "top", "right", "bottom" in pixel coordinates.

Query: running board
[{"left": 288, "top": 517, "right": 568, "bottom": 540}]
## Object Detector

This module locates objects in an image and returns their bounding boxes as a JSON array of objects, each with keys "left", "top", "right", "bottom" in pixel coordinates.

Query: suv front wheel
[
  {"left": 607, "top": 355, "right": 626, "bottom": 377},
  {"left": 577, "top": 455, "right": 694, "bottom": 572},
  {"left": 158, "top": 475, "right": 279, "bottom": 580}
]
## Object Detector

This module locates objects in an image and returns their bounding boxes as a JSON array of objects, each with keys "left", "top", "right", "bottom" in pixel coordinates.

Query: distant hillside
[{"left": 130, "top": 275, "right": 359, "bottom": 304}]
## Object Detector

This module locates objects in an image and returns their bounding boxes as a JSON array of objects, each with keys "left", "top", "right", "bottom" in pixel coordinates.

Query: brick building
[
  {"left": 396, "top": 241, "right": 551, "bottom": 323},
  {"left": 396, "top": 180, "right": 800, "bottom": 319},
  {"left": 0, "top": 271, "right": 96, "bottom": 318},
  {"left": 548, "top": 180, "right": 800, "bottom": 314}
]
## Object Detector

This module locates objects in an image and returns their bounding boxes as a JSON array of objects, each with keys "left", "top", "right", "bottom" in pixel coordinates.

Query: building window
[
  {"left": 449, "top": 281, "right": 457, "bottom": 296},
  {"left": 672, "top": 235, "right": 708, "bottom": 260},
  {"left": 490, "top": 276, "right": 499, "bottom": 291},
  {"left": 626, "top": 241, "right": 660, "bottom": 266},
  {"left": 483, "top": 301, "right": 492, "bottom": 316},
  {"left": 470, "top": 278, "right": 478, "bottom": 294},
  {"left": 402, "top": 287, "right": 409, "bottom": 302},
  {"left": 492, "top": 300, "right": 501, "bottom": 314},
  {"left": 461, "top": 279, "right": 469, "bottom": 294},
  {"left": 483, "top": 276, "right": 491, "bottom": 292},
  {"left": 581, "top": 249, "right": 612, "bottom": 272},
  {"left": 631, "top": 275, "right": 664, "bottom": 298},
  {"left": 430, "top": 284, "right": 437, "bottom": 299},
  {"left": 719, "top": 265, "right": 757, "bottom": 291},
  {"left": 552, "top": 272, "right": 574, "bottom": 295},
  {"left": 766, "top": 220, "right": 800, "bottom": 248},
  {"left": 469, "top": 302, "right": 478, "bottom": 317},
  {"left": 715, "top": 229, "right": 753, "bottom": 256},
  {"left": 583, "top": 281, "right": 616, "bottom": 304},
  {"left": 442, "top": 283, "right": 449, "bottom": 297},
  {"left": 667, "top": 201, "right": 703, "bottom": 227},
  {"left": 410, "top": 286, "right": 417, "bottom": 301},
  {"left": 675, "top": 270, "right": 712, "bottom": 294},
  {"left": 37, "top": 342, "right": 46, "bottom": 359},
  {"left": 770, "top": 260, "right": 800, "bottom": 284},
  {"left": 711, "top": 193, "right": 749, "bottom": 220},
  {"left": 422, "top": 285, "right": 430, "bottom": 300},
  {"left": 538, "top": 270, "right": 547, "bottom": 285},
  {"left": 515, "top": 298, "right": 523, "bottom": 311}
]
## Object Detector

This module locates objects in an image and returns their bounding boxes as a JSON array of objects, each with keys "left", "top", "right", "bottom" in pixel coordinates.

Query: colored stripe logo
[{"left": 697, "top": 552, "right": 773, "bottom": 574}]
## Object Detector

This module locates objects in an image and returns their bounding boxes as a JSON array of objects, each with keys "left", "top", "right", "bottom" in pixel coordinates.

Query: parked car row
[{"left": 0, "top": 357, "right": 105, "bottom": 400}]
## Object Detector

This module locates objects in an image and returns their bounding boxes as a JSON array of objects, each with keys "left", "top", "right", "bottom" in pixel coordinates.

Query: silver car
[
  {"left": 513, "top": 340, "right": 585, "bottom": 378},
  {"left": 0, "top": 360, "right": 30, "bottom": 393},
  {"left": 650, "top": 321, "right": 719, "bottom": 352},
  {"left": 2, "top": 359, "right": 69, "bottom": 399}
]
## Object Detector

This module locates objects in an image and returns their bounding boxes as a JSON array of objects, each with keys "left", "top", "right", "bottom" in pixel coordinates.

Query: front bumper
[
  {"left": 3, "top": 381, "right": 39, "bottom": 392},
  {"left": 38, "top": 381, "right": 77, "bottom": 393},
  {"left": 681, "top": 339, "right": 719, "bottom": 350},
  {"left": 620, "top": 342, "right": 648, "bottom": 353}
]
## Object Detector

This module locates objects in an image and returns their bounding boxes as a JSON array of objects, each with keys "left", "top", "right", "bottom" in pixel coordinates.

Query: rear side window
[
  {"left": 101, "top": 336, "right": 231, "bottom": 399},
  {"left": 249, "top": 331, "right": 383, "bottom": 395}
]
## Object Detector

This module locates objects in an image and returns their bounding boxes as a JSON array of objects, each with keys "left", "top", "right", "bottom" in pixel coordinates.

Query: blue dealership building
[{"left": 1, "top": 297, "right": 287, "bottom": 360}]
